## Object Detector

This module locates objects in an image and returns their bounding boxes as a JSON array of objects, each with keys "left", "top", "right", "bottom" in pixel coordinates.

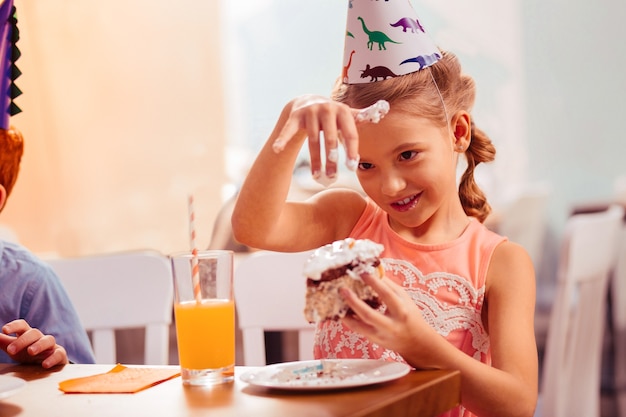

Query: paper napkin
[{"left": 58, "top": 364, "right": 180, "bottom": 394}]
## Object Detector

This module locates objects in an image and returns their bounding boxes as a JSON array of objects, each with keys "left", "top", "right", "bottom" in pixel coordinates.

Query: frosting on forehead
[
  {"left": 303, "top": 238, "right": 384, "bottom": 280},
  {"left": 355, "top": 100, "right": 390, "bottom": 123}
]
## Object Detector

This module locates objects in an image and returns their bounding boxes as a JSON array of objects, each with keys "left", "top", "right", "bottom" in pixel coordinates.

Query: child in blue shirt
[{"left": 0, "top": 127, "right": 95, "bottom": 367}]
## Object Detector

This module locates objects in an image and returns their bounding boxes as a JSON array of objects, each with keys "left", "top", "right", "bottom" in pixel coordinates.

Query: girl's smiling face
[{"left": 356, "top": 110, "right": 463, "bottom": 240}]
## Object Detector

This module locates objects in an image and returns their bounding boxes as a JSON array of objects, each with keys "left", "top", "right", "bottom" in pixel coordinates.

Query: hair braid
[{"left": 459, "top": 123, "right": 495, "bottom": 222}]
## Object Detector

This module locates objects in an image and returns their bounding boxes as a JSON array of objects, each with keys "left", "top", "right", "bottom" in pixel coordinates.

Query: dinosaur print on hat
[
  {"left": 357, "top": 16, "right": 400, "bottom": 51},
  {"left": 390, "top": 16, "right": 425, "bottom": 33},
  {"left": 341, "top": 0, "right": 441, "bottom": 85}
]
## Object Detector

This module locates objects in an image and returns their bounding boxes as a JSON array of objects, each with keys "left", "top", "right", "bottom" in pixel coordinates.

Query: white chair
[
  {"left": 46, "top": 250, "right": 173, "bottom": 365},
  {"left": 234, "top": 250, "right": 316, "bottom": 366},
  {"left": 614, "top": 174, "right": 626, "bottom": 204},
  {"left": 538, "top": 205, "right": 624, "bottom": 417},
  {"left": 613, "top": 223, "right": 626, "bottom": 417},
  {"left": 496, "top": 185, "right": 552, "bottom": 351},
  {"left": 497, "top": 184, "right": 550, "bottom": 272}
]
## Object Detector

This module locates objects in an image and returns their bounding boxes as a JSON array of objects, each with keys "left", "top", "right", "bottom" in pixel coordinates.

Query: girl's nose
[{"left": 380, "top": 170, "right": 407, "bottom": 197}]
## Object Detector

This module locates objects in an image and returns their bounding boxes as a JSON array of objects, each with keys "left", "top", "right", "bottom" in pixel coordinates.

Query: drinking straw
[{"left": 188, "top": 194, "right": 201, "bottom": 303}]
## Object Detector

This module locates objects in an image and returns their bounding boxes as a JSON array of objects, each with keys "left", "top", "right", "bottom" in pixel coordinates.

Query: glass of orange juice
[{"left": 171, "top": 250, "right": 235, "bottom": 385}]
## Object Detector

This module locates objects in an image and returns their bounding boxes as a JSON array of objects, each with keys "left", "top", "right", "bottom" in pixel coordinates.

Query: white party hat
[{"left": 341, "top": 0, "right": 441, "bottom": 85}]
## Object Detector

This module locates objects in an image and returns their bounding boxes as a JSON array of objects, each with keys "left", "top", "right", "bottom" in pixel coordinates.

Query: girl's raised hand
[
  {"left": 0, "top": 319, "right": 69, "bottom": 368},
  {"left": 271, "top": 95, "right": 389, "bottom": 183}
]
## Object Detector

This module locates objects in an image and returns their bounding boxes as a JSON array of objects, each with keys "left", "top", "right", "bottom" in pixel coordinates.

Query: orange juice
[{"left": 174, "top": 299, "right": 235, "bottom": 370}]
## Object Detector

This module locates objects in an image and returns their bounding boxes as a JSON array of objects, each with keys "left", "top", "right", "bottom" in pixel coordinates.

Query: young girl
[{"left": 231, "top": 3, "right": 537, "bottom": 416}]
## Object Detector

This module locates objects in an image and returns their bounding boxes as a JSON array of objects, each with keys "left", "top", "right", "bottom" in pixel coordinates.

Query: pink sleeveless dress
[{"left": 313, "top": 199, "right": 506, "bottom": 417}]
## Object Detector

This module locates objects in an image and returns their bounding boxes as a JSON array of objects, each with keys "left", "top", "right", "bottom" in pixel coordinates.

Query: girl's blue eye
[
  {"left": 358, "top": 161, "right": 374, "bottom": 170},
  {"left": 399, "top": 150, "right": 417, "bottom": 161}
]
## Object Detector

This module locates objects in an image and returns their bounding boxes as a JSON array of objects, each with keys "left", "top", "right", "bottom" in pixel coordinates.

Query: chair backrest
[
  {"left": 46, "top": 250, "right": 173, "bottom": 365},
  {"left": 614, "top": 175, "right": 626, "bottom": 204},
  {"left": 497, "top": 184, "right": 550, "bottom": 271},
  {"left": 612, "top": 222, "right": 626, "bottom": 412},
  {"left": 540, "top": 205, "right": 624, "bottom": 417},
  {"left": 234, "top": 250, "right": 316, "bottom": 366}
]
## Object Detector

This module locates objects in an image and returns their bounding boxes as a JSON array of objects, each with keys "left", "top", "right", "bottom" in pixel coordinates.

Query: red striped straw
[{"left": 188, "top": 194, "right": 201, "bottom": 303}]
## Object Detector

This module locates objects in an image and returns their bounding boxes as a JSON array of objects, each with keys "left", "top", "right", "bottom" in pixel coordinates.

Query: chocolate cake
[{"left": 303, "top": 238, "right": 385, "bottom": 323}]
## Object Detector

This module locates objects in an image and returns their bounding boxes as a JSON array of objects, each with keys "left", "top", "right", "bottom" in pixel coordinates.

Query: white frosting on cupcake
[{"left": 303, "top": 238, "right": 384, "bottom": 281}]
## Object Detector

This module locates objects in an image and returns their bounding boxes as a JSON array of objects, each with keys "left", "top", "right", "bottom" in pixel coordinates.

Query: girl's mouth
[{"left": 390, "top": 194, "right": 419, "bottom": 212}]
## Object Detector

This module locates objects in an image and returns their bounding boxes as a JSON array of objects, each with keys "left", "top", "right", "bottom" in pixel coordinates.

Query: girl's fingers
[
  {"left": 273, "top": 117, "right": 301, "bottom": 153},
  {"left": 340, "top": 101, "right": 389, "bottom": 169},
  {"left": 319, "top": 109, "right": 339, "bottom": 179},
  {"left": 338, "top": 109, "right": 360, "bottom": 170},
  {"left": 342, "top": 314, "right": 373, "bottom": 335},
  {"left": 360, "top": 274, "right": 407, "bottom": 313},
  {"left": 273, "top": 95, "right": 328, "bottom": 153},
  {"left": 304, "top": 113, "right": 323, "bottom": 177},
  {"left": 340, "top": 287, "right": 387, "bottom": 327},
  {"left": 272, "top": 97, "right": 390, "bottom": 175}
]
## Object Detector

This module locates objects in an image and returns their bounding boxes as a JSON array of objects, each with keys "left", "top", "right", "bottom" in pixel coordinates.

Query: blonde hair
[
  {"left": 332, "top": 51, "right": 495, "bottom": 223},
  {"left": 0, "top": 127, "right": 24, "bottom": 209}
]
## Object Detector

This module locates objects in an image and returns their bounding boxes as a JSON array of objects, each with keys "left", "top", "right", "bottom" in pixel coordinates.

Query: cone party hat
[
  {"left": 0, "top": 0, "right": 21, "bottom": 130},
  {"left": 341, "top": 0, "right": 440, "bottom": 85}
]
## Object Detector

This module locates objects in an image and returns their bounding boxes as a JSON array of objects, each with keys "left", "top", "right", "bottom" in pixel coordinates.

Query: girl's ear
[
  {"left": 0, "top": 185, "right": 6, "bottom": 212},
  {"left": 451, "top": 111, "right": 471, "bottom": 152}
]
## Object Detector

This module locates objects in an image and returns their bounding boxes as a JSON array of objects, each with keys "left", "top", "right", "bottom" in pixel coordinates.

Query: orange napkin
[{"left": 59, "top": 364, "right": 180, "bottom": 394}]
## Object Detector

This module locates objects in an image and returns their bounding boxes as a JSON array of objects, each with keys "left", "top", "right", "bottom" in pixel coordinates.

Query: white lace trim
[{"left": 385, "top": 258, "right": 489, "bottom": 360}]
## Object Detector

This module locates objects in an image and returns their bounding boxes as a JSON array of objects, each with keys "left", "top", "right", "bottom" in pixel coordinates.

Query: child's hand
[
  {"left": 272, "top": 95, "right": 389, "bottom": 183},
  {"left": 340, "top": 273, "right": 444, "bottom": 369},
  {"left": 0, "top": 319, "right": 69, "bottom": 368}
]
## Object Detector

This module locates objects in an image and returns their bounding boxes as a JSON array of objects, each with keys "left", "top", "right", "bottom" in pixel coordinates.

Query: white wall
[
  {"left": 522, "top": 1, "right": 626, "bottom": 279},
  {"left": 523, "top": 1, "right": 626, "bottom": 213}
]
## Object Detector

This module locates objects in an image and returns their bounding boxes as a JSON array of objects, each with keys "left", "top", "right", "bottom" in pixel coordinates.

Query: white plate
[
  {"left": 240, "top": 359, "right": 411, "bottom": 390},
  {"left": 0, "top": 375, "right": 26, "bottom": 400}
]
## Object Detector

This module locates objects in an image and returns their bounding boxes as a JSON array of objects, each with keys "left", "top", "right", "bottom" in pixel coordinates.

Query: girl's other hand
[
  {"left": 0, "top": 319, "right": 69, "bottom": 368},
  {"left": 340, "top": 273, "right": 444, "bottom": 369}
]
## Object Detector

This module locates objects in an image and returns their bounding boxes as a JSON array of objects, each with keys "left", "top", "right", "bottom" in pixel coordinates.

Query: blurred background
[{"left": 3, "top": 0, "right": 626, "bottom": 292}]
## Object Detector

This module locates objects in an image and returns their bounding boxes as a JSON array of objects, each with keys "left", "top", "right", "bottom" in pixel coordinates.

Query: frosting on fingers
[
  {"left": 346, "top": 157, "right": 359, "bottom": 171},
  {"left": 272, "top": 139, "right": 285, "bottom": 153},
  {"left": 327, "top": 148, "right": 339, "bottom": 163}
]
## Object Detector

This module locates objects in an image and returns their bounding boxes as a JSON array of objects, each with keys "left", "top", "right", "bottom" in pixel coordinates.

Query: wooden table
[{"left": 0, "top": 364, "right": 461, "bottom": 417}]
